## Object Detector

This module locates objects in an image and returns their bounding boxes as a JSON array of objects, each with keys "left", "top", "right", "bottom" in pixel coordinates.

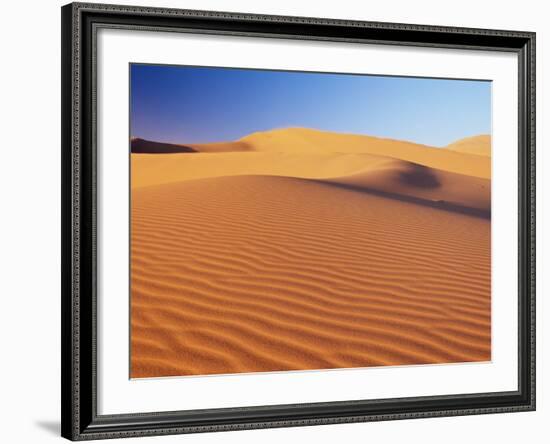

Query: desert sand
[
  {"left": 446, "top": 134, "right": 492, "bottom": 157},
  {"left": 130, "top": 128, "right": 491, "bottom": 378}
]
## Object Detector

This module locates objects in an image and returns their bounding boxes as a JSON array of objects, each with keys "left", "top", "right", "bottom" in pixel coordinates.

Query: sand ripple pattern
[{"left": 130, "top": 174, "right": 491, "bottom": 378}]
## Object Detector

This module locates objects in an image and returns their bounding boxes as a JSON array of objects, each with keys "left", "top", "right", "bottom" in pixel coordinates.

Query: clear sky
[{"left": 130, "top": 63, "right": 491, "bottom": 147}]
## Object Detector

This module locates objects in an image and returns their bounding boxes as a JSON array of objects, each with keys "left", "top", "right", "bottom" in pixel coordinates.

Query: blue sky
[{"left": 130, "top": 64, "right": 491, "bottom": 147}]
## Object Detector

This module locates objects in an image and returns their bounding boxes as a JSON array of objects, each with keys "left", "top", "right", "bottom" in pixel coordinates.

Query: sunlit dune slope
[
  {"left": 131, "top": 175, "right": 491, "bottom": 378},
  {"left": 188, "top": 140, "right": 252, "bottom": 153},
  {"left": 446, "top": 135, "right": 491, "bottom": 157},
  {"left": 132, "top": 151, "right": 394, "bottom": 188}
]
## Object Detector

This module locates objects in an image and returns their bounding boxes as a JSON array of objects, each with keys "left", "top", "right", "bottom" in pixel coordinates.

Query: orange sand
[{"left": 130, "top": 128, "right": 491, "bottom": 378}]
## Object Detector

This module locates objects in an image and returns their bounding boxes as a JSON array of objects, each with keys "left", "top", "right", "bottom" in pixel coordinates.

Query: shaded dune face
[
  {"left": 398, "top": 164, "right": 441, "bottom": 188},
  {"left": 131, "top": 137, "right": 196, "bottom": 154},
  {"left": 130, "top": 129, "right": 491, "bottom": 378}
]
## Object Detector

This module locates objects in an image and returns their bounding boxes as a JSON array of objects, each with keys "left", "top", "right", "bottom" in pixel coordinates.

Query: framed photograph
[{"left": 61, "top": 2, "right": 536, "bottom": 440}]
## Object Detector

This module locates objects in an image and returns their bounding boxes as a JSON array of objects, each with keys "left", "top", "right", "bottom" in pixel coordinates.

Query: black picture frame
[{"left": 61, "top": 2, "right": 536, "bottom": 440}]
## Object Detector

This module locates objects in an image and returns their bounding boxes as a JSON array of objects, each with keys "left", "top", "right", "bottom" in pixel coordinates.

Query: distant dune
[
  {"left": 131, "top": 137, "right": 196, "bottom": 154},
  {"left": 446, "top": 135, "right": 491, "bottom": 157},
  {"left": 130, "top": 128, "right": 492, "bottom": 378},
  {"left": 225, "top": 128, "right": 491, "bottom": 177},
  {"left": 188, "top": 140, "right": 252, "bottom": 153}
]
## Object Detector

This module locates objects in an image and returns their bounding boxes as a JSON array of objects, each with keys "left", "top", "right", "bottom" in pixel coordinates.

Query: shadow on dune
[
  {"left": 397, "top": 164, "right": 441, "bottom": 189},
  {"left": 131, "top": 138, "right": 196, "bottom": 154},
  {"left": 314, "top": 179, "right": 491, "bottom": 220}
]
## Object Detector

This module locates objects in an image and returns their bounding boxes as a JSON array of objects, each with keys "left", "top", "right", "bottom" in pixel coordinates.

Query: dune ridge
[
  {"left": 130, "top": 128, "right": 491, "bottom": 378},
  {"left": 446, "top": 134, "right": 491, "bottom": 156}
]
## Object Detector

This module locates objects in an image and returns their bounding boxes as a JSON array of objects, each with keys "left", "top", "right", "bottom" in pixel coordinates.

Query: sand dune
[
  {"left": 446, "top": 135, "right": 491, "bottom": 157},
  {"left": 132, "top": 151, "right": 392, "bottom": 189},
  {"left": 325, "top": 159, "right": 491, "bottom": 217},
  {"left": 130, "top": 128, "right": 491, "bottom": 378},
  {"left": 132, "top": 155, "right": 489, "bottom": 218},
  {"left": 131, "top": 137, "right": 196, "bottom": 154},
  {"left": 240, "top": 128, "right": 491, "bottom": 178},
  {"left": 131, "top": 175, "right": 491, "bottom": 378},
  {"left": 132, "top": 129, "right": 490, "bottom": 187}
]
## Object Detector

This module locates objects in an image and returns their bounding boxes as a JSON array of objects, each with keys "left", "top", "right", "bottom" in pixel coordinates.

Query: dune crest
[{"left": 446, "top": 134, "right": 491, "bottom": 156}]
